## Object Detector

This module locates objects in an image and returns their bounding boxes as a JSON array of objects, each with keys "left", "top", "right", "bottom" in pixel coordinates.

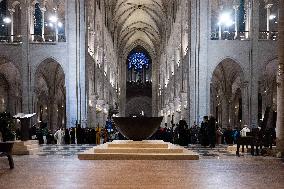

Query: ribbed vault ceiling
[{"left": 113, "top": 0, "right": 166, "bottom": 53}]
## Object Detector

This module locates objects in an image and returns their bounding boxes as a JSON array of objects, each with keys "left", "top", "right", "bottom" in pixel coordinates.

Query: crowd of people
[
  {"left": 16, "top": 116, "right": 276, "bottom": 148},
  {"left": 151, "top": 117, "right": 227, "bottom": 147},
  {"left": 151, "top": 116, "right": 276, "bottom": 148},
  {"left": 25, "top": 123, "right": 123, "bottom": 145}
]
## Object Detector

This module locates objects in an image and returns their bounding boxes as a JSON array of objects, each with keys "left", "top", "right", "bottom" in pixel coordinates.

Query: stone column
[
  {"left": 276, "top": 0, "right": 284, "bottom": 154},
  {"left": 49, "top": 101, "right": 58, "bottom": 132},
  {"left": 40, "top": 7, "right": 46, "bottom": 41},
  {"left": 189, "top": 0, "right": 209, "bottom": 126},
  {"left": 241, "top": 82, "right": 249, "bottom": 126},
  {"left": 245, "top": 1, "right": 251, "bottom": 39},
  {"left": 8, "top": 8, "right": 15, "bottom": 42},
  {"left": 66, "top": 0, "right": 87, "bottom": 128},
  {"left": 221, "top": 96, "right": 230, "bottom": 128},
  {"left": 119, "top": 56, "right": 126, "bottom": 117},
  {"left": 88, "top": 95, "right": 96, "bottom": 127},
  {"left": 21, "top": 1, "right": 33, "bottom": 113},
  {"left": 55, "top": 19, "right": 59, "bottom": 42},
  {"left": 249, "top": 0, "right": 260, "bottom": 128},
  {"left": 265, "top": 3, "right": 273, "bottom": 39},
  {"left": 218, "top": 5, "right": 223, "bottom": 40},
  {"left": 29, "top": 5, "right": 35, "bottom": 41},
  {"left": 174, "top": 97, "right": 180, "bottom": 123},
  {"left": 233, "top": 5, "right": 239, "bottom": 39},
  {"left": 180, "top": 92, "right": 188, "bottom": 122}
]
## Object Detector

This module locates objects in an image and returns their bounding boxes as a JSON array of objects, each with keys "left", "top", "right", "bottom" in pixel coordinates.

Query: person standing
[
  {"left": 103, "top": 128, "right": 108, "bottom": 143},
  {"left": 95, "top": 124, "right": 101, "bottom": 145},
  {"left": 200, "top": 116, "right": 209, "bottom": 147},
  {"left": 240, "top": 125, "right": 250, "bottom": 137},
  {"left": 70, "top": 127, "right": 75, "bottom": 144},
  {"left": 76, "top": 124, "right": 83, "bottom": 144},
  {"left": 177, "top": 120, "right": 188, "bottom": 146},
  {"left": 216, "top": 126, "right": 223, "bottom": 144},
  {"left": 54, "top": 127, "right": 64, "bottom": 145},
  {"left": 208, "top": 116, "right": 216, "bottom": 148},
  {"left": 64, "top": 128, "right": 70, "bottom": 144}
]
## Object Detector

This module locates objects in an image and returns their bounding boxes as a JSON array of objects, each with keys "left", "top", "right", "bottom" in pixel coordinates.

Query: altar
[{"left": 78, "top": 117, "right": 199, "bottom": 160}]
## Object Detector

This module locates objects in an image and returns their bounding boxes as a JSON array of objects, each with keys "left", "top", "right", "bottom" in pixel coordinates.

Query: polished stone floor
[
  {"left": 36, "top": 144, "right": 244, "bottom": 158},
  {"left": 0, "top": 144, "right": 284, "bottom": 189},
  {"left": 37, "top": 144, "right": 96, "bottom": 157}
]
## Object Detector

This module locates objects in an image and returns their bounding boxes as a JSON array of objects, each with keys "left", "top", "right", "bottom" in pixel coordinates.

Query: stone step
[
  {"left": 108, "top": 143, "right": 169, "bottom": 149},
  {"left": 94, "top": 148, "right": 183, "bottom": 154},
  {"left": 78, "top": 140, "right": 199, "bottom": 160},
  {"left": 13, "top": 144, "right": 39, "bottom": 151},
  {"left": 10, "top": 140, "right": 40, "bottom": 155},
  {"left": 12, "top": 147, "right": 39, "bottom": 155},
  {"left": 12, "top": 140, "right": 39, "bottom": 146},
  {"left": 79, "top": 152, "right": 199, "bottom": 160}
]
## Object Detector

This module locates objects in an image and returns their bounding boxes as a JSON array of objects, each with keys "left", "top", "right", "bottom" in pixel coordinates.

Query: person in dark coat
[
  {"left": 70, "top": 127, "right": 75, "bottom": 144},
  {"left": 200, "top": 116, "right": 209, "bottom": 147},
  {"left": 90, "top": 128, "right": 96, "bottom": 144},
  {"left": 208, "top": 116, "right": 216, "bottom": 148},
  {"left": 64, "top": 128, "right": 70, "bottom": 144},
  {"left": 76, "top": 124, "right": 83, "bottom": 144},
  {"left": 178, "top": 120, "right": 189, "bottom": 146},
  {"left": 224, "top": 127, "right": 234, "bottom": 144}
]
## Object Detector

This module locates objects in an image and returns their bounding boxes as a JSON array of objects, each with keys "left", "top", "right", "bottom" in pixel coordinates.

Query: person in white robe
[
  {"left": 54, "top": 128, "right": 65, "bottom": 144},
  {"left": 240, "top": 125, "right": 250, "bottom": 137}
]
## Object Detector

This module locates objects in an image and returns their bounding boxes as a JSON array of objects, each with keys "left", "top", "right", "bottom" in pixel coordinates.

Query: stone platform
[
  {"left": 11, "top": 140, "right": 39, "bottom": 155},
  {"left": 78, "top": 140, "right": 199, "bottom": 160}
]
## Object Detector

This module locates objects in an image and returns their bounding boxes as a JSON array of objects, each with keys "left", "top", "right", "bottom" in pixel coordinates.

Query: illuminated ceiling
[{"left": 112, "top": 0, "right": 167, "bottom": 54}]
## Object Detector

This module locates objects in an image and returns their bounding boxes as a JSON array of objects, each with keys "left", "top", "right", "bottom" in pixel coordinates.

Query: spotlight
[
  {"left": 3, "top": 17, "right": 11, "bottom": 24},
  {"left": 269, "top": 15, "right": 276, "bottom": 20},
  {"left": 58, "top": 22, "right": 63, "bottom": 28},
  {"left": 49, "top": 15, "right": 58, "bottom": 23},
  {"left": 218, "top": 12, "right": 234, "bottom": 27}
]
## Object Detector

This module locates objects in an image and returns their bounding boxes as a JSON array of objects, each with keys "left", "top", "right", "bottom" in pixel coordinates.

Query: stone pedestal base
[
  {"left": 11, "top": 140, "right": 39, "bottom": 155},
  {"left": 78, "top": 140, "right": 199, "bottom": 160}
]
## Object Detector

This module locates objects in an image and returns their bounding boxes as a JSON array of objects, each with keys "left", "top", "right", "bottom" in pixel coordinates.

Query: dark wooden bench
[{"left": 0, "top": 142, "right": 14, "bottom": 169}]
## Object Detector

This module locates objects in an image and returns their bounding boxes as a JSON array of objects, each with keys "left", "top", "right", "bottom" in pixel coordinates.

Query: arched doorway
[
  {"left": 125, "top": 46, "right": 152, "bottom": 117},
  {"left": 211, "top": 59, "right": 244, "bottom": 128},
  {"left": 35, "top": 59, "right": 65, "bottom": 132},
  {"left": 0, "top": 58, "right": 21, "bottom": 115}
]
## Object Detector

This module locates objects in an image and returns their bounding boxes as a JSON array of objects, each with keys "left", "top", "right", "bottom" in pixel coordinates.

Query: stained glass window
[{"left": 128, "top": 52, "right": 150, "bottom": 72}]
